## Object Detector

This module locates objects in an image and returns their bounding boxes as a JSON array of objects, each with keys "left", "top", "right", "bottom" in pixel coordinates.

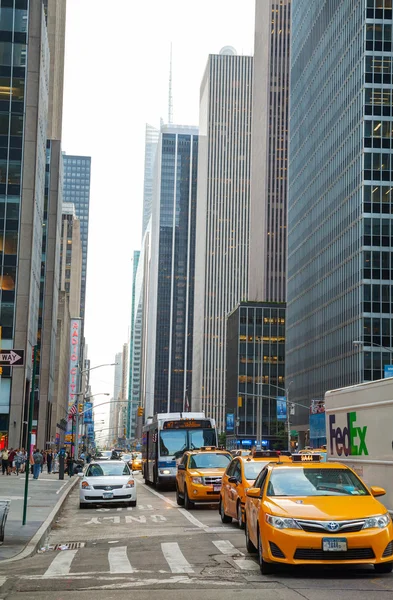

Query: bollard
[
  {"left": 0, "top": 500, "right": 10, "bottom": 545},
  {"left": 59, "top": 453, "right": 65, "bottom": 480}
]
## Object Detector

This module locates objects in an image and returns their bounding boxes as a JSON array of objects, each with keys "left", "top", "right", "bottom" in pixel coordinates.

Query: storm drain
[{"left": 52, "top": 542, "right": 85, "bottom": 551}]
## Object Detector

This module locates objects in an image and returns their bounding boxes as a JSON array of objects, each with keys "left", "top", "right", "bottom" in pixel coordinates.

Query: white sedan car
[{"left": 79, "top": 460, "right": 137, "bottom": 508}]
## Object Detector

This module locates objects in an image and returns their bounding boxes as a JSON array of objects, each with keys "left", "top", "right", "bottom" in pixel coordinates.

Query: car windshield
[
  {"left": 122, "top": 455, "right": 131, "bottom": 461},
  {"left": 133, "top": 453, "right": 142, "bottom": 460},
  {"left": 266, "top": 468, "right": 370, "bottom": 497},
  {"left": 244, "top": 461, "right": 269, "bottom": 481},
  {"left": 98, "top": 451, "right": 111, "bottom": 458},
  {"left": 189, "top": 453, "right": 231, "bottom": 469},
  {"left": 159, "top": 429, "right": 216, "bottom": 458},
  {"left": 86, "top": 463, "right": 131, "bottom": 477}
]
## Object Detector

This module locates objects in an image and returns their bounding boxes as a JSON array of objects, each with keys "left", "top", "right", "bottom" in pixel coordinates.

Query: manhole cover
[{"left": 52, "top": 542, "right": 85, "bottom": 551}]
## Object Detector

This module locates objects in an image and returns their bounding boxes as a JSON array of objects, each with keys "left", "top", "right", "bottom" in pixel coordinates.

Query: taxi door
[
  {"left": 247, "top": 467, "right": 268, "bottom": 547},
  {"left": 222, "top": 459, "right": 236, "bottom": 515},
  {"left": 177, "top": 453, "right": 188, "bottom": 494},
  {"left": 227, "top": 460, "right": 242, "bottom": 518}
]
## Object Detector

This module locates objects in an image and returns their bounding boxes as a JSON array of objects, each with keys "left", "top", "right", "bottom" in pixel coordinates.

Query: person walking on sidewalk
[
  {"left": 47, "top": 450, "right": 53, "bottom": 474},
  {"left": 66, "top": 453, "right": 74, "bottom": 477},
  {"left": 8, "top": 448, "right": 16, "bottom": 474},
  {"left": 1, "top": 447, "right": 9, "bottom": 475},
  {"left": 14, "top": 449, "right": 24, "bottom": 475},
  {"left": 32, "top": 448, "right": 43, "bottom": 479}
]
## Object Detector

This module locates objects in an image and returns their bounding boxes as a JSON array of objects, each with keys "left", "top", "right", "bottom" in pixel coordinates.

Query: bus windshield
[{"left": 159, "top": 428, "right": 216, "bottom": 458}]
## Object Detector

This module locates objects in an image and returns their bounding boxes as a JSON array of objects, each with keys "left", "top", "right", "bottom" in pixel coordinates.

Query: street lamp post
[{"left": 353, "top": 340, "right": 393, "bottom": 383}]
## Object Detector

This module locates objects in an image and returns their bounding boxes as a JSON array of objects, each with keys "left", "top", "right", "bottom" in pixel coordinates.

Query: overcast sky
[{"left": 61, "top": 0, "right": 255, "bottom": 433}]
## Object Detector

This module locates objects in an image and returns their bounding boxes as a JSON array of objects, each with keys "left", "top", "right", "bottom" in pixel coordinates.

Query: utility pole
[{"left": 23, "top": 345, "right": 37, "bottom": 526}]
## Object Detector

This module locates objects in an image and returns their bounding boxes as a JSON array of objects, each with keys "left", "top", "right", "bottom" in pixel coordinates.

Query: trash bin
[{"left": 0, "top": 500, "right": 10, "bottom": 544}]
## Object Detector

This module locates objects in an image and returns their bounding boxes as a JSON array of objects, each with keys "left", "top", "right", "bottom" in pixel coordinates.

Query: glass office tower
[
  {"left": 287, "top": 0, "right": 393, "bottom": 431},
  {"left": 62, "top": 153, "right": 91, "bottom": 319},
  {"left": 145, "top": 125, "right": 198, "bottom": 418}
]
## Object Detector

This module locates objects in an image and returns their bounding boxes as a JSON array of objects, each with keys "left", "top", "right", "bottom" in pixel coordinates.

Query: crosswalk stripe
[
  {"left": 233, "top": 558, "right": 260, "bottom": 571},
  {"left": 43, "top": 549, "right": 78, "bottom": 577},
  {"left": 213, "top": 540, "right": 244, "bottom": 556},
  {"left": 161, "top": 542, "right": 194, "bottom": 573},
  {"left": 0, "top": 576, "right": 6, "bottom": 588},
  {"left": 108, "top": 546, "right": 133, "bottom": 573}
]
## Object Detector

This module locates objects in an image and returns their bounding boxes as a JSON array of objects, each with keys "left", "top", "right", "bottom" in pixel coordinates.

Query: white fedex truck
[{"left": 325, "top": 377, "right": 393, "bottom": 514}]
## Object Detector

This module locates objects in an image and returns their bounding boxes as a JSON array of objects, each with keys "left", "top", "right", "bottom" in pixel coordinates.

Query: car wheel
[
  {"left": 219, "top": 498, "right": 232, "bottom": 523},
  {"left": 237, "top": 502, "right": 245, "bottom": 529},
  {"left": 184, "top": 486, "right": 194, "bottom": 510},
  {"left": 374, "top": 562, "right": 393, "bottom": 574},
  {"left": 79, "top": 502, "right": 88, "bottom": 509},
  {"left": 258, "top": 528, "right": 275, "bottom": 575},
  {"left": 176, "top": 484, "right": 184, "bottom": 506},
  {"left": 245, "top": 518, "right": 257, "bottom": 554}
]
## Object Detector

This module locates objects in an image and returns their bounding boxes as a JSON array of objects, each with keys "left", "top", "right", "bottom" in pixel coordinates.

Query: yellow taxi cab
[
  {"left": 176, "top": 447, "right": 232, "bottom": 510},
  {"left": 220, "top": 450, "right": 292, "bottom": 529},
  {"left": 244, "top": 453, "right": 393, "bottom": 574},
  {"left": 299, "top": 447, "right": 327, "bottom": 462},
  {"left": 131, "top": 452, "right": 142, "bottom": 472}
]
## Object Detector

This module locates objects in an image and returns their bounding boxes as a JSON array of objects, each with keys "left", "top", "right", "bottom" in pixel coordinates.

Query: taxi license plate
[
  {"left": 103, "top": 491, "right": 113, "bottom": 499},
  {"left": 213, "top": 485, "right": 221, "bottom": 492},
  {"left": 322, "top": 538, "right": 347, "bottom": 552}
]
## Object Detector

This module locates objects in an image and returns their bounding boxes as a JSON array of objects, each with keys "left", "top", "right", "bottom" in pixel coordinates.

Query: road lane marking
[
  {"left": 43, "top": 549, "right": 78, "bottom": 577},
  {"left": 161, "top": 542, "right": 194, "bottom": 573},
  {"left": 108, "top": 546, "right": 133, "bottom": 573},
  {"left": 0, "top": 576, "right": 6, "bottom": 588},
  {"left": 233, "top": 558, "right": 259, "bottom": 570},
  {"left": 177, "top": 508, "right": 206, "bottom": 529},
  {"left": 56, "top": 481, "right": 68, "bottom": 495},
  {"left": 139, "top": 483, "right": 177, "bottom": 507},
  {"left": 213, "top": 540, "right": 244, "bottom": 556}
]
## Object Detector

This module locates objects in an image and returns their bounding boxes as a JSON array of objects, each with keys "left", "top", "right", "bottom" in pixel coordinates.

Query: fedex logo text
[{"left": 329, "top": 412, "right": 368, "bottom": 456}]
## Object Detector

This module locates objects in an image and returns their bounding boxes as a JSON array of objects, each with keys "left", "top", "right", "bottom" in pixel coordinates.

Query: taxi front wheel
[
  {"left": 184, "top": 487, "right": 194, "bottom": 510},
  {"left": 374, "top": 562, "right": 393, "bottom": 574},
  {"left": 219, "top": 499, "right": 232, "bottom": 523},
  {"left": 258, "top": 529, "right": 275, "bottom": 575},
  {"left": 245, "top": 519, "right": 257, "bottom": 554},
  {"left": 176, "top": 484, "right": 184, "bottom": 506}
]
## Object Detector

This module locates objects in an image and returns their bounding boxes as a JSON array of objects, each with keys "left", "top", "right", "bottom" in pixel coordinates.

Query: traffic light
[{"left": 137, "top": 406, "right": 144, "bottom": 417}]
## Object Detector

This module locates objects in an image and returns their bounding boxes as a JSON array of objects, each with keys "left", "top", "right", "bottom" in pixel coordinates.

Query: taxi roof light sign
[
  {"left": 292, "top": 453, "right": 322, "bottom": 462},
  {"left": 199, "top": 446, "right": 217, "bottom": 451}
]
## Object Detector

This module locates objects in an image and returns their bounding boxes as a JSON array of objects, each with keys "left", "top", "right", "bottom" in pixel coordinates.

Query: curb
[{"left": 0, "top": 476, "right": 79, "bottom": 564}]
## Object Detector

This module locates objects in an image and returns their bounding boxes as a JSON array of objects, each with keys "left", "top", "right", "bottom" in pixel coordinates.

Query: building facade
[
  {"left": 287, "top": 0, "right": 393, "bottom": 434},
  {"left": 127, "top": 250, "right": 140, "bottom": 439},
  {"left": 226, "top": 302, "right": 286, "bottom": 450},
  {"left": 141, "top": 124, "right": 159, "bottom": 238},
  {"left": 60, "top": 203, "right": 82, "bottom": 317},
  {"left": 192, "top": 50, "right": 253, "bottom": 431},
  {"left": 145, "top": 125, "right": 198, "bottom": 418},
  {"left": 62, "top": 153, "right": 91, "bottom": 320}
]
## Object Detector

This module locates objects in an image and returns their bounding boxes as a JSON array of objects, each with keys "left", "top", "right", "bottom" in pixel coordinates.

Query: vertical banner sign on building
[
  {"left": 226, "top": 413, "right": 234, "bottom": 432},
  {"left": 67, "top": 318, "right": 82, "bottom": 434},
  {"left": 84, "top": 402, "right": 93, "bottom": 424},
  {"left": 276, "top": 396, "right": 287, "bottom": 421}
]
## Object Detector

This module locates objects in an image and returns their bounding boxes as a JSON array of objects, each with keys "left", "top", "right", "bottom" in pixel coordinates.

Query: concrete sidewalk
[{"left": 0, "top": 470, "right": 78, "bottom": 561}]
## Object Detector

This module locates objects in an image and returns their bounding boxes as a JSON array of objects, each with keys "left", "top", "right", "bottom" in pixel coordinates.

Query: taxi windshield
[
  {"left": 267, "top": 468, "right": 370, "bottom": 497},
  {"left": 189, "top": 453, "right": 231, "bottom": 469},
  {"left": 86, "top": 463, "right": 131, "bottom": 477},
  {"left": 244, "top": 461, "right": 269, "bottom": 480}
]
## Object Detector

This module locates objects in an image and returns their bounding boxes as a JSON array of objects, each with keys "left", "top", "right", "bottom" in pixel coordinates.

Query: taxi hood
[
  {"left": 189, "top": 468, "right": 226, "bottom": 478},
  {"left": 264, "top": 495, "right": 386, "bottom": 520}
]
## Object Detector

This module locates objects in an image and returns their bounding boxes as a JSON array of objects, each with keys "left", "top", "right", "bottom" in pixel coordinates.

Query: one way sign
[{"left": 0, "top": 350, "right": 24, "bottom": 366}]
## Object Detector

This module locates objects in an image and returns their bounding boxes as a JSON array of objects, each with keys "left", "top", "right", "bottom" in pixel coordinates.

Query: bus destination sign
[{"left": 163, "top": 419, "right": 212, "bottom": 430}]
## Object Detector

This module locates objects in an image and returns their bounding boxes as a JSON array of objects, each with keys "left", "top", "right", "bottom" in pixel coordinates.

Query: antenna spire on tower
[{"left": 168, "top": 42, "right": 173, "bottom": 124}]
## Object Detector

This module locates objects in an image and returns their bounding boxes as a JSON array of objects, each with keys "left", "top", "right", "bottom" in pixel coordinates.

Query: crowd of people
[{"left": 1, "top": 446, "right": 93, "bottom": 480}]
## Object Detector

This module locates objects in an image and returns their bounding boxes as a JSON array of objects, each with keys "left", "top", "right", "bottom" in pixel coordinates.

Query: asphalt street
[{"left": 0, "top": 473, "right": 392, "bottom": 599}]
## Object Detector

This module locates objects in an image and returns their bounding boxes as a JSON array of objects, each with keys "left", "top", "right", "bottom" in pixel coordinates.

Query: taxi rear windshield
[
  {"left": 244, "top": 461, "right": 269, "bottom": 480},
  {"left": 267, "top": 468, "right": 369, "bottom": 497},
  {"left": 189, "top": 453, "right": 231, "bottom": 469}
]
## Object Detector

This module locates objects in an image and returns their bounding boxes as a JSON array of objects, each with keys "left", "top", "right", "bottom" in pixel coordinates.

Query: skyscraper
[
  {"left": 128, "top": 250, "right": 140, "bottom": 439},
  {"left": 192, "top": 50, "right": 253, "bottom": 431},
  {"left": 287, "top": 0, "right": 393, "bottom": 438},
  {"left": 62, "top": 153, "right": 91, "bottom": 319},
  {"left": 141, "top": 124, "right": 159, "bottom": 238},
  {"left": 145, "top": 125, "right": 198, "bottom": 418}
]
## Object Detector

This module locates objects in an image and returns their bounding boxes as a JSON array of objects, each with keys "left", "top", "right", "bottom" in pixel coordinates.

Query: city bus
[{"left": 142, "top": 412, "right": 217, "bottom": 488}]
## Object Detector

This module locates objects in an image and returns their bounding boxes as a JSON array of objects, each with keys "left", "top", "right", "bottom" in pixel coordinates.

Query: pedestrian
[
  {"left": 20, "top": 448, "right": 27, "bottom": 473},
  {"left": 8, "top": 447, "right": 16, "bottom": 474},
  {"left": 41, "top": 450, "right": 46, "bottom": 473},
  {"left": 14, "top": 449, "right": 24, "bottom": 475},
  {"left": 66, "top": 453, "right": 74, "bottom": 477},
  {"left": 86, "top": 452, "right": 92, "bottom": 464},
  {"left": 1, "top": 447, "right": 9, "bottom": 475},
  {"left": 32, "top": 448, "right": 43, "bottom": 479},
  {"left": 47, "top": 450, "right": 53, "bottom": 474}
]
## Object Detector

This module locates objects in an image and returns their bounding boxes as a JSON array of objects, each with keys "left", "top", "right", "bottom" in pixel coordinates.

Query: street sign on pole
[{"left": 0, "top": 349, "right": 24, "bottom": 366}]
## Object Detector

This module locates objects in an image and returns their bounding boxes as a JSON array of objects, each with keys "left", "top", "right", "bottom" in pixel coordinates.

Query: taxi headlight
[
  {"left": 125, "top": 479, "right": 135, "bottom": 488},
  {"left": 266, "top": 515, "right": 301, "bottom": 530},
  {"left": 362, "top": 513, "right": 391, "bottom": 529},
  {"left": 81, "top": 481, "right": 91, "bottom": 489},
  {"left": 192, "top": 477, "right": 203, "bottom": 484}
]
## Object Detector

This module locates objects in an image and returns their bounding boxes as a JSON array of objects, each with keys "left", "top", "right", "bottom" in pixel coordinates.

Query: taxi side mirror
[
  {"left": 246, "top": 487, "right": 261, "bottom": 498},
  {"left": 370, "top": 486, "right": 386, "bottom": 497},
  {"left": 177, "top": 464, "right": 185, "bottom": 471},
  {"left": 228, "top": 476, "right": 238, "bottom": 484}
]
